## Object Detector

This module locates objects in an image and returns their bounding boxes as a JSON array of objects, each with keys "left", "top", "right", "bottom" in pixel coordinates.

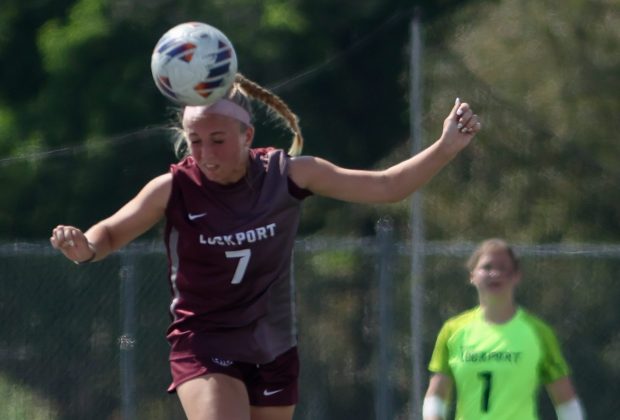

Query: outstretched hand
[
  {"left": 50, "top": 225, "right": 95, "bottom": 263},
  {"left": 439, "top": 98, "right": 481, "bottom": 156}
]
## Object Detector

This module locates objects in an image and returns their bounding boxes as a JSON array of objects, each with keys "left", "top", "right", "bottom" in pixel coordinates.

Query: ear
[
  {"left": 513, "top": 270, "right": 523, "bottom": 286},
  {"left": 244, "top": 125, "right": 255, "bottom": 147}
]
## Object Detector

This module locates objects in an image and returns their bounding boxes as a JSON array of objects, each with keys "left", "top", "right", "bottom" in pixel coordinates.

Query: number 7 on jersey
[{"left": 226, "top": 249, "right": 251, "bottom": 284}]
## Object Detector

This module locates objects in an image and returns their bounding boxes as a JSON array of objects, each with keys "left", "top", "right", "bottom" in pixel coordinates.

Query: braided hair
[
  {"left": 174, "top": 73, "right": 304, "bottom": 158},
  {"left": 233, "top": 73, "right": 303, "bottom": 156}
]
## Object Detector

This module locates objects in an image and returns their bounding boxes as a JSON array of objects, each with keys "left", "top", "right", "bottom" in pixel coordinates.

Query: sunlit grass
[
  {"left": 0, "top": 375, "right": 59, "bottom": 420},
  {"left": 309, "top": 250, "right": 358, "bottom": 279}
]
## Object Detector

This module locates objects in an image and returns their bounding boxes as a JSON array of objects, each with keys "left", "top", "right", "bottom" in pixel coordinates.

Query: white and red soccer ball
[{"left": 151, "top": 22, "right": 238, "bottom": 106}]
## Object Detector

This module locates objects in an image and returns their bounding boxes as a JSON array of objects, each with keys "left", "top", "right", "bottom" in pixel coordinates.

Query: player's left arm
[
  {"left": 535, "top": 314, "right": 585, "bottom": 420},
  {"left": 288, "top": 100, "right": 480, "bottom": 204},
  {"left": 546, "top": 377, "right": 585, "bottom": 420}
]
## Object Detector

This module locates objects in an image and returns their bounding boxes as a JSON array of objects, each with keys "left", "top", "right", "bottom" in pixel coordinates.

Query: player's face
[
  {"left": 183, "top": 108, "right": 254, "bottom": 185},
  {"left": 470, "top": 250, "right": 520, "bottom": 297}
]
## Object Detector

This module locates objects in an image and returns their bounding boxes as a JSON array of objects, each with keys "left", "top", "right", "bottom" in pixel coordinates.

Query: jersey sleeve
[
  {"left": 428, "top": 321, "right": 453, "bottom": 376},
  {"left": 531, "top": 316, "right": 571, "bottom": 384}
]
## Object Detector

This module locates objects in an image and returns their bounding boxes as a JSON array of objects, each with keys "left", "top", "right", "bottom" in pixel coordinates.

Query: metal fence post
[
  {"left": 119, "top": 254, "right": 137, "bottom": 420},
  {"left": 376, "top": 217, "right": 394, "bottom": 420},
  {"left": 409, "top": 9, "right": 426, "bottom": 420}
]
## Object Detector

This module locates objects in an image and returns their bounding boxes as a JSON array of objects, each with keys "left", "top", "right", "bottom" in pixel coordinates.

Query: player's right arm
[
  {"left": 424, "top": 320, "right": 455, "bottom": 420},
  {"left": 51, "top": 173, "right": 172, "bottom": 263},
  {"left": 424, "top": 373, "right": 453, "bottom": 420}
]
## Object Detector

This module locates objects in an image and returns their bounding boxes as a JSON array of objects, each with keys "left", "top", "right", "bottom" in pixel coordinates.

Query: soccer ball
[{"left": 151, "top": 22, "right": 238, "bottom": 106}]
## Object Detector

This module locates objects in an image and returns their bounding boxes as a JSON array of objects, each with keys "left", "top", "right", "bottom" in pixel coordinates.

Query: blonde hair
[
  {"left": 466, "top": 238, "right": 520, "bottom": 272},
  {"left": 174, "top": 73, "right": 303, "bottom": 158},
  {"left": 235, "top": 73, "right": 303, "bottom": 156}
]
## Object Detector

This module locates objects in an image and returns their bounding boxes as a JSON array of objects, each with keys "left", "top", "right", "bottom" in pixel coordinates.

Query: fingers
[
  {"left": 458, "top": 113, "right": 481, "bottom": 134},
  {"left": 50, "top": 225, "right": 83, "bottom": 250},
  {"left": 50, "top": 225, "right": 97, "bottom": 264},
  {"left": 455, "top": 100, "right": 481, "bottom": 134},
  {"left": 440, "top": 98, "right": 481, "bottom": 155},
  {"left": 449, "top": 97, "right": 462, "bottom": 118}
]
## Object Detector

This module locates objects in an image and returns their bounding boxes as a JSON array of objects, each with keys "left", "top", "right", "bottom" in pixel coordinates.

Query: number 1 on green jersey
[{"left": 478, "top": 371, "right": 493, "bottom": 412}]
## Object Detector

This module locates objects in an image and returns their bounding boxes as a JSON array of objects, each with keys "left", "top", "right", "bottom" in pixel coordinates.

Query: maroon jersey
[{"left": 164, "top": 148, "right": 309, "bottom": 364}]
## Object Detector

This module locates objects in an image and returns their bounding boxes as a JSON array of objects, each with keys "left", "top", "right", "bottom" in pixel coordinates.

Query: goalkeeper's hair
[{"left": 466, "top": 238, "right": 520, "bottom": 272}]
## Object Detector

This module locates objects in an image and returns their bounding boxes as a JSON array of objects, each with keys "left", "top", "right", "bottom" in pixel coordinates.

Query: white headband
[{"left": 203, "top": 98, "right": 252, "bottom": 126}]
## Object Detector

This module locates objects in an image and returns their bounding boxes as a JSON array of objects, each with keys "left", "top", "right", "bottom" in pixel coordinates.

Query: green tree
[
  {"left": 420, "top": 0, "right": 620, "bottom": 242},
  {"left": 0, "top": 0, "right": 489, "bottom": 239}
]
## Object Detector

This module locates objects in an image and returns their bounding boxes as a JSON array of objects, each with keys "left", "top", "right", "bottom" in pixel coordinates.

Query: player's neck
[{"left": 479, "top": 299, "right": 517, "bottom": 324}]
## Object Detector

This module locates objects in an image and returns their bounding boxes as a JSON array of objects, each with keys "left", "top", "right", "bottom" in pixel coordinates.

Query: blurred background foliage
[{"left": 1, "top": 0, "right": 617, "bottom": 243}]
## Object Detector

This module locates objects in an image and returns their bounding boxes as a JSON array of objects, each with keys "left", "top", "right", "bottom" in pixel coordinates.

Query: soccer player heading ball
[
  {"left": 51, "top": 59, "right": 480, "bottom": 419},
  {"left": 423, "top": 239, "right": 585, "bottom": 420}
]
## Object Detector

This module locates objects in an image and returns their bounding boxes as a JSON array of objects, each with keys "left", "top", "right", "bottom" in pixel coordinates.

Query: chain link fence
[{"left": 1, "top": 232, "right": 619, "bottom": 419}]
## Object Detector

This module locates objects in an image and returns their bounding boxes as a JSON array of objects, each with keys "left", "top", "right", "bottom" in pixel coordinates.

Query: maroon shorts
[{"left": 168, "top": 346, "right": 299, "bottom": 406}]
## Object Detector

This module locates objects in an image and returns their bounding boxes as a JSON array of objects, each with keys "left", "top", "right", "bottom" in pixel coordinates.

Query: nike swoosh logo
[
  {"left": 263, "top": 388, "right": 284, "bottom": 396},
  {"left": 188, "top": 212, "right": 207, "bottom": 221}
]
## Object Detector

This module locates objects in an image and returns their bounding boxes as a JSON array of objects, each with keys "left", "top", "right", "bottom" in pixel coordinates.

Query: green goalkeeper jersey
[{"left": 428, "top": 306, "right": 570, "bottom": 420}]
